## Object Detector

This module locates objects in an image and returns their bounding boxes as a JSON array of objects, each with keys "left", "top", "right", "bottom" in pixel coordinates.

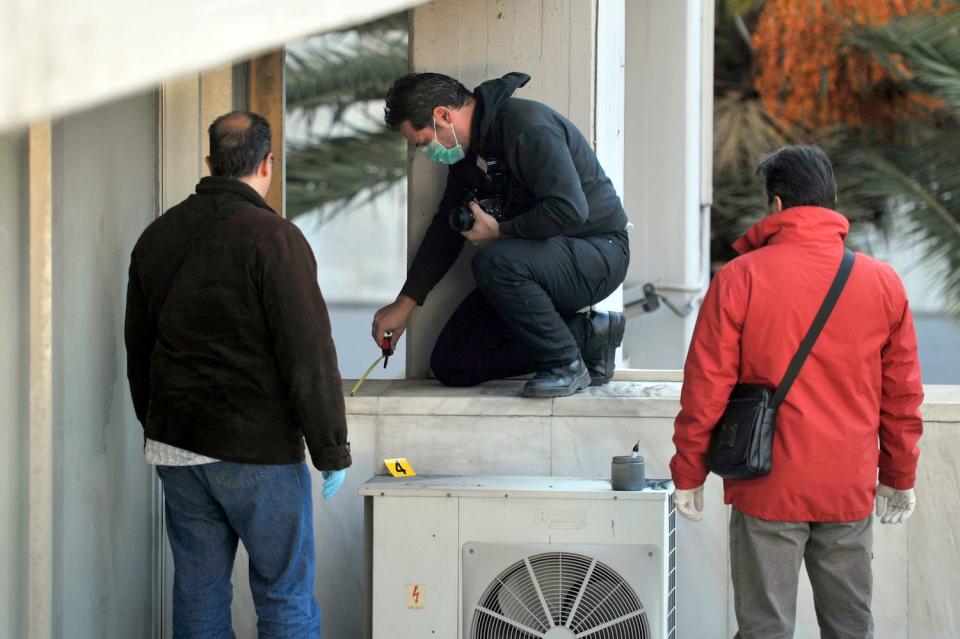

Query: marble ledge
[{"left": 343, "top": 379, "right": 960, "bottom": 422}]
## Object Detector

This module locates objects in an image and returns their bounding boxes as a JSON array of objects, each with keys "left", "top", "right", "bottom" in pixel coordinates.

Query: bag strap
[
  {"left": 770, "top": 248, "right": 855, "bottom": 408},
  {"left": 152, "top": 199, "right": 252, "bottom": 325}
]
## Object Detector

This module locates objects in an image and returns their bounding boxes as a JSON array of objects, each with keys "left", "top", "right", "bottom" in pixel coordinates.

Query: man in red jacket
[{"left": 670, "top": 145, "right": 923, "bottom": 638}]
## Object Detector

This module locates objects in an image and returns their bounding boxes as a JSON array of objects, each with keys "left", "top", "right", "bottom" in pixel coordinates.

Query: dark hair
[
  {"left": 384, "top": 73, "right": 472, "bottom": 131},
  {"left": 756, "top": 145, "right": 837, "bottom": 210},
  {"left": 207, "top": 111, "right": 272, "bottom": 178}
]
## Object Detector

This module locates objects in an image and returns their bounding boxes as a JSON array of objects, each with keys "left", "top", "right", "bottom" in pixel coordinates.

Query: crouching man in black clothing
[{"left": 372, "top": 72, "right": 629, "bottom": 398}]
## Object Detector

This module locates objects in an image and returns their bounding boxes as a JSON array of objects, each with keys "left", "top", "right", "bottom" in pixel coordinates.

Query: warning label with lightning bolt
[{"left": 405, "top": 584, "right": 424, "bottom": 609}]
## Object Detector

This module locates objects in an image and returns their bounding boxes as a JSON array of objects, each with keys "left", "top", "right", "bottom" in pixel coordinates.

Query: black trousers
[{"left": 430, "top": 232, "right": 629, "bottom": 386}]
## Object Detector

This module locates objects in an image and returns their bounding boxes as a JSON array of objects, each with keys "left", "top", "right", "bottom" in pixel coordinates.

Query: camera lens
[{"left": 448, "top": 206, "right": 475, "bottom": 232}]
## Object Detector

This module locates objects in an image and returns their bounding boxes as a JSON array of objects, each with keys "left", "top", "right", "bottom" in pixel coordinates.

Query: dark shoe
[
  {"left": 522, "top": 357, "right": 591, "bottom": 398},
  {"left": 584, "top": 311, "right": 626, "bottom": 386}
]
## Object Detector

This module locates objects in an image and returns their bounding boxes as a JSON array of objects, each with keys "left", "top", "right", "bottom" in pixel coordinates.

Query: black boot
[
  {"left": 583, "top": 311, "right": 626, "bottom": 386},
  {"left": 522, "top": 356, "right": 592, "bottom": 398}
]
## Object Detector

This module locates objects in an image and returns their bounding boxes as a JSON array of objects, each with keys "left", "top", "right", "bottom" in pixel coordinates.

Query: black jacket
[
  {"left": 400, "top": 72, "right": 629, "bottom": 304},
  {"left": 124, "top": 177, "right": 351, "bottom": 470}
]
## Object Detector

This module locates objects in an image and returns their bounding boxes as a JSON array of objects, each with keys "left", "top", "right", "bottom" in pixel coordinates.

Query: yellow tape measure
[
  {"left": 384, "top": 457, "right": 416, "bottom": 477},
  {"left": 349, "top": 354, "right": 384, "bottom": 396},
  {"left": 350, "top": 332, "right": 395, "bottom": 396}
]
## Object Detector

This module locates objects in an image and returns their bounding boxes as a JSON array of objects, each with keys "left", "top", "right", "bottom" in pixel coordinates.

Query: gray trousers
[{"left": 730, "top": 508, "right": 874, "bottom": 639}]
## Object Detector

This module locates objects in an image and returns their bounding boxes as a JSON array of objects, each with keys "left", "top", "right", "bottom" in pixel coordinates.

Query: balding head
[{"left": 207, "top": 111, "right": 272, "bottom": 178}]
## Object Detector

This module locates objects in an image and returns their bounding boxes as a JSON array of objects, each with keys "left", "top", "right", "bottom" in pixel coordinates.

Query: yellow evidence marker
[{"left": 384, "top": 457, "right": 416, "bottom": 477}]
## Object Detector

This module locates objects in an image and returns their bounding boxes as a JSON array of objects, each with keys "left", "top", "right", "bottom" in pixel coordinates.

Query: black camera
[{"left": 448, "top": 191, "right": 504, "bottom": 232}]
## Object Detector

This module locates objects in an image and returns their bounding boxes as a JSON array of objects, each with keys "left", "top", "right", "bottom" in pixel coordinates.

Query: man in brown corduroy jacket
[{"left": 125, "top": 110, "right": 349, "bottom": 637}]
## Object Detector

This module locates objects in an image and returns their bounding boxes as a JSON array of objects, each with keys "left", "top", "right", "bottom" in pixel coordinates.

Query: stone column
[
  {"left": 593, "top": 0, "right": 626, "bottom": 322},
  {"left": 621, "top": 0, "right": 713, "bottom": 370}
]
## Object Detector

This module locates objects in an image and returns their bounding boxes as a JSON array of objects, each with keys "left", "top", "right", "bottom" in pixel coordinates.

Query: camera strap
[{"left": 476, "top": 150, "right": 508, "bottom": 199}]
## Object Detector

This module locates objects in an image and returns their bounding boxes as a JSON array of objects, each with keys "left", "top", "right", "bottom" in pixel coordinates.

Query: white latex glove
[
  {"left": 673, "top": 485, "right": 704, "bottom": 522},
  {"left": 875, "top": 484, "right": 916, "bottom": 524}
]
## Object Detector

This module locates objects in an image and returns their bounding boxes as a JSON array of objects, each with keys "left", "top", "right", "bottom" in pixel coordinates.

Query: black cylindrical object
[
  {"left": 611, "top": 455, "right": 646, "bottom": 491},
  {"left": 448, "top": 205, "right": 475, "bottom": 232},
  {"left": 448, "top": 196, "right": 505, "bottom": 232}
]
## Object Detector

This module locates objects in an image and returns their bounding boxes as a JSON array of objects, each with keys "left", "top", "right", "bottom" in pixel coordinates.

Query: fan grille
[{"left": 470, "top": 551, "right": 649, "bottom": 639}]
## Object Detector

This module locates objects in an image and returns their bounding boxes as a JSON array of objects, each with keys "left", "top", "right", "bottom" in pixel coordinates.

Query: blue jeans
[{"left": 157, "top": 461, "right": 321, "bottom": 639}]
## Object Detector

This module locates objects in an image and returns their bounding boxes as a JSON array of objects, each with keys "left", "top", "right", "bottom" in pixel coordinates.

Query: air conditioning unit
[{"left": 361, "top": 475, "right": 676, "bottom": 639}]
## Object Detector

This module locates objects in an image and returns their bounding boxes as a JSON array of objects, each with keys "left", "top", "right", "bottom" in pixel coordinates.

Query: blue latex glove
[{"left": 322, "top": 469, "right": 347, "bottom": 500}]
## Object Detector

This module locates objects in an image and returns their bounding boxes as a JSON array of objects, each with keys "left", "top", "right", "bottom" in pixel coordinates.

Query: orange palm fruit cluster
[{"left": 753, "top": 0, "right": 940, "bottom": 131}]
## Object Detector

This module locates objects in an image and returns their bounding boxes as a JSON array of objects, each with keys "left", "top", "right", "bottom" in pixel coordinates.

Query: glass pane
[{"left": 285, "top": 13, "right": 409, "bottom": 379}]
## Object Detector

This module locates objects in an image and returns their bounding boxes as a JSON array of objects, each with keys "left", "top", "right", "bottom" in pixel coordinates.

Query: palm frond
[
  {"left": 711, "top": 92, "right": 799, "bottom": 265},
  {"left": 350, "top": 12, "right": 409, "bottom": 35},
  {"left": 714, "top": 92, "right": 797, "bottom": 176},
  {"left": 713, "top": 0, "right": 765, "bottom": 94},
  {"left": 839, "top": 9, "right": 960, "bottom": 313},
  {"left": 286, "top": 42, "right": 408, "bottom": 117},
  {"left": 830, "top": 128, "right": 960, "bottom": 312},
  {"left": 847, "top": 11, "right": 960, "bottom": 114},
  {"left": 284, "top": 11, "right": 409, "bottom": 223},
  {"left": 286, "top": 129, "right": 406, "bottom": 218}
]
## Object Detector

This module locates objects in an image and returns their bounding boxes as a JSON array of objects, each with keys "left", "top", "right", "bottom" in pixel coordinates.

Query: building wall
[
  {"left": 49, "top": 92, "right": 158, "bottom": 638},
  {"left": 0, "top": 129, "right": 28, "bottom": 639}
]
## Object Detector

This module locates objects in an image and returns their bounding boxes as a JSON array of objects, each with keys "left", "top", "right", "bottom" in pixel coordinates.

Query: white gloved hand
[
  {"left": 673, "top": 485, "right": 704, "bottom": 522},
  {"left": 875, "top": 484, "right": 916, "bottom": 524}
]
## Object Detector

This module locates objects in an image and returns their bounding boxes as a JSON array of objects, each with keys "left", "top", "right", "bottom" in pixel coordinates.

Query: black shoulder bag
[{"left": 706, "top": 249, "right": 855, "bottom": 480}]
